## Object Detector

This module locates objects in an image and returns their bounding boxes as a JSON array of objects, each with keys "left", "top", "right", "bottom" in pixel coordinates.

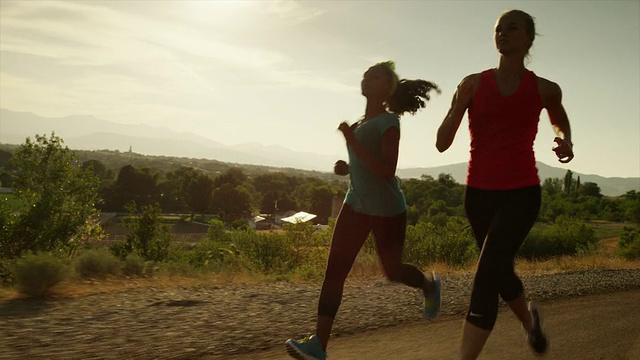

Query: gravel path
[{"left": 1, "top": 269, "right": 639, "bottom": 360}]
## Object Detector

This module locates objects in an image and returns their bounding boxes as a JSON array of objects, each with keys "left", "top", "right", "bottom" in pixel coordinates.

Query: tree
[
  {"left": 211, "top": 184, "right": 253, "bottom": 222},
  {"left": 309, "top": 185, "right": 334, "bottom": 224},
  {"left": 114, "top": 202, "right": 171, "bottom": 262},
  {"left": 108, "top": 165, "right": 160, "bottom": 210},
  {"left": 82, "top": 159, "right": 113, "bottom": 182},
  {"left": 563, "top": 170, "right": 576, "bottom": 195},
  {"left": 577, "top": 182, "right": 602, "bottom": 198},
  {"left": 3, "top": 133, "right": 101, "bottom": 258},
  {"left": 542, "top": 177, "right": 563, "bottom": 196},
  {"left": 214, "top": 167, "right": 247, "bottom": 188},
  {"left": 182, "top": 172, "right": 213, "bottom": 218}
]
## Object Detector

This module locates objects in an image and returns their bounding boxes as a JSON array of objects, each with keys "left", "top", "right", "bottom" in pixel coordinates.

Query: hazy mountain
[
  {"left": 0, "top": 108, "right": 221, "bottom": 147},
  {"left": 2, "top": 108, "right": 638, "bottom": 196},
  {"left": 0, "top": 109, "right": 337, "bottom": 171},
  {"left": 398, "top": 163, "right": 640, "bottom": 197}
]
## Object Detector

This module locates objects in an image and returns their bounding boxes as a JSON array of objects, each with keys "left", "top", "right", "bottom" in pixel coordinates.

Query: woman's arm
[
  {"left": 436, "top": 74, "right": 479, "bottom": 152},
  {"left": 338, "top": 122, "right": 399, "bottom": 180},
  {"left": 540, "top": 78, "right": 574, "bottom": 163}
]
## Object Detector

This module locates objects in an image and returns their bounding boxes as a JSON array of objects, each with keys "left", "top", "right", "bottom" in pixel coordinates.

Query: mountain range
[{"left": 2, "top": 108, "right": 638, "bottom": 196}]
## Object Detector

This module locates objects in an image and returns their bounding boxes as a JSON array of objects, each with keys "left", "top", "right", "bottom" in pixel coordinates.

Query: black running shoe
[{"left": 527, "top": 301, "right": 548, "bottom": 356}]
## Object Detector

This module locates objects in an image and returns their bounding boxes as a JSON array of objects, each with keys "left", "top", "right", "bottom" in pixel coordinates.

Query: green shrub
[
  {"left": 11, "top": 252, "right": 69, "bottom": 297},
  {"left": 122, "top": 253, "right": 146, "bottom": 276},
  {"left": 405, "top": 222, "right": 478, "bottom": 267},
  {"left": 231, "top": 229, "right": 295, "bottom": 273},
  {"left": 519, "top": 216, "right": 597, "bottom": 259},
  {"left": 207, "top": 219, "right": 227, "bottom": 242},
  {"left": 618, "top": 227, "right": 640, "bottom": 260},
  {"left": 75, "top": 249, "right": 120, "bottom": 279},
  {"left": 109, "top": 240, "right": 132, "bottom": 261}
]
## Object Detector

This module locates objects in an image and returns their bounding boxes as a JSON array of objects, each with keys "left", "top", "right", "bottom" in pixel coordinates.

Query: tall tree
[
  {"left": 109, "top": 165, "right": 160, "bottom": 210},
  {"left": 211, "top": 184, "right": 253, "bottom": 222},
  {"left": 182, "top": 172, "right": 214, "bottom": 218},
  {"left": 3, "top": 134, "right": 101, "bottom": 257},
  {"left": 564, "top": 170, "right": 575, "bottom": 195}
]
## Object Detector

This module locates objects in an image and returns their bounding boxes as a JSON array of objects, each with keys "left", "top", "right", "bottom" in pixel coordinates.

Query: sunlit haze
[{"left": 1, "top": 0, "right": 639, "bottom": 177}]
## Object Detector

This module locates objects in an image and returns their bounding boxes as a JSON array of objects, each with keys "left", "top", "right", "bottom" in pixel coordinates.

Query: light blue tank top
[{"left": 344, "top": 112, "right": 407, "bottom": 216}]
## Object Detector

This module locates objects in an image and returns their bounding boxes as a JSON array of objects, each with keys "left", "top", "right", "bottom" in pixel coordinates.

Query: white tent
[{"left": 280, "top": 211, "right": 317, "bottom": 224}]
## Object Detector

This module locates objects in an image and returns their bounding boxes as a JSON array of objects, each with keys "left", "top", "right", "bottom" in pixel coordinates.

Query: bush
[
  {"left": 75, "top": 249, "right": 120, "bottom": 279},
  {"left": 618, "top": 227, "right": 640, "bottom": 260},
  {"left": 168, "top": 240, "right": 233, "bottom": 270},
  {"left": 405, "top": 222, "right": 478, "bottom": 267},
  {"left": 231, "top": 229, "right": 295, "bottom": 273},
  {"left": 11, "top": 252, "right": 69, "bottom": 297},
  {"left": 519, "top": 216, "right": 597, "bottom": 259},
  {"left": 207, "top": 219, "right": 227, "bottom": 242},
  {"left": 120, "top": 202, "right": 172, "bottom": 262},
  {"left": 122, "top": 253, "right": 146, "bottom": 276}
]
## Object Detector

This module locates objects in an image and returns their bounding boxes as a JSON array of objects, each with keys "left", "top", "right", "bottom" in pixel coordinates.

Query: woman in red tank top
[{"left": 436, "top": 9, "right": 574, "bottom": 360}]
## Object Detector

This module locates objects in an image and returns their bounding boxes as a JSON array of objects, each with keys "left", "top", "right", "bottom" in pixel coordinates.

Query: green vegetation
[
  {"left": 10, "top": 252, "right": 69, "bottom": 297},
  {"left": 1, "top": 136, "right": 639, "bottom": 298},
  {"left": 1, "top": 134, "right": 102, "bottom": 261},
  {"left": 618, "top": 227, "right": 640, "bottom": 260},
  {"left": 75, "top": 249, "right": 121, "bottom": 279}
]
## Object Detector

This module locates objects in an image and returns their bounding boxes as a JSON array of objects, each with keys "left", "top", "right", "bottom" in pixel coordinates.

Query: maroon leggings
[{"left": 317, "top": 204, "right": 425, "bottom": 319}]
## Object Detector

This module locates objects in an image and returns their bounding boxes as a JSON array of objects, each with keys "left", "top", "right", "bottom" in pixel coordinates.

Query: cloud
[{"left": 0, "top": 0, "right": 344, "bottom": 93}]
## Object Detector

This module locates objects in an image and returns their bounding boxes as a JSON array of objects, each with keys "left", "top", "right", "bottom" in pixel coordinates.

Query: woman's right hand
[{"left": 334, "top": 160, "right": 349, "bottom": 176}]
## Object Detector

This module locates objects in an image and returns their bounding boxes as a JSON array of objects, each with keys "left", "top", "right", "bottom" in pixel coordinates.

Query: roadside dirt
[
  {"left": 1, "top": 269, "right": 639, "bottom": 360},
  {"left": 222, "top": 290, "right": 640, "bottom": 360}
]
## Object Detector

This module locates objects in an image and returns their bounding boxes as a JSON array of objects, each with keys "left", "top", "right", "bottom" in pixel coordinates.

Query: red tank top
[{"left": 467, "top": 69, "right": 542, "bottom": 190}]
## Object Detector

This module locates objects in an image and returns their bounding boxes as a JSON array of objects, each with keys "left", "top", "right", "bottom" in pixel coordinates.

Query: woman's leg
[
  {"left": 493, "top": 186, "right": 542, "bottom": 350},
  {"left": 461, "top": 186, "right": 542, "bottom": 359},
  {"left": 316, "top": 204, "right": 371, "bottom": 350},
  {"left": 460, "top": 187, "right": 499, "bottom": 359},
  {"left": 370, "top": 211, "right": 428, "bottom": 290}
]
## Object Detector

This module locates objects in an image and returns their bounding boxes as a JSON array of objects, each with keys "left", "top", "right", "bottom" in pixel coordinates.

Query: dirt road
[{"left": 219, "top": 290, "right": 640, "bottom": 360}]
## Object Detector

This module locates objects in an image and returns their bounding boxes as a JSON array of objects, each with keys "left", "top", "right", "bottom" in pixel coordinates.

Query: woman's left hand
[{"left": 552, "top": 137, "right": 574, "bottom": 163}]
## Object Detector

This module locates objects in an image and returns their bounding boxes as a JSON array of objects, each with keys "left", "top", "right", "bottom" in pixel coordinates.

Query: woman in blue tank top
[{"left": 285, "top": 61, "right": 441, "bottom": 360}]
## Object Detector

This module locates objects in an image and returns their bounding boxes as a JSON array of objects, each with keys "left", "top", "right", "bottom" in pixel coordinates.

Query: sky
[{"left": 1, "top": 0, "right": 639, "bottom": 178}]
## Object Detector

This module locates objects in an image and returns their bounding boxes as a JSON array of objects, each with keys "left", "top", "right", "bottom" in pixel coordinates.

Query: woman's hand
[
  {"left": 334, "top": 160, "right": 349, "bottom": 176},
  {"left": 553, "top": 137, "right": 574, "bottom": 163}
]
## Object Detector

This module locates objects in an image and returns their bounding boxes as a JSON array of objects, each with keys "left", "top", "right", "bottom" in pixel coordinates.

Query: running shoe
[
  {"left": 423, "top": 272, "right": 441, "bottom": 319},
  {"left": 526, "top": 301, "right": 548, "bottom": 356},
  {"left": 285, "top": 335, "right": 328, "bottom": 360}
]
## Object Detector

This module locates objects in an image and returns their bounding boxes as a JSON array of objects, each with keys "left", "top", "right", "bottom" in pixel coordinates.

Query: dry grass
[
  {"left": 515, "top": 255, "right": 640, "bottom": 275},
  {"left": 0, "top": 271, "right": 261, "bottom": 302},
  {"left": 347, "top": 254, "right": 640, "bottom": 280},
  {"left": 2, "top": 254, "right": 639, "bottom": 302}
]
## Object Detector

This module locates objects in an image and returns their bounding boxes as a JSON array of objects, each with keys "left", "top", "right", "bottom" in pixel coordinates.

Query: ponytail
[{"left": 388, "top": 79, "right": 441, "bottom": 116}]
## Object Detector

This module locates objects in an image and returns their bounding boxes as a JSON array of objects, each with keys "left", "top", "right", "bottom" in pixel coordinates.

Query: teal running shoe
[
  {"left": 285, "top": 335, "right": 328, "bottom": 360},
  {"left": 423, "top": 272, "right": 441, "bottom": 319}
]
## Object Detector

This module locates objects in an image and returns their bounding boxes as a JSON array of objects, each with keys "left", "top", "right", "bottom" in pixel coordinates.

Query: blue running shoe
[
  {"left": 285, "top": 335, "right": 328, "bottom": 360},
  {"left": 423, "top": 272, "right": 441, "bottom": 319}
]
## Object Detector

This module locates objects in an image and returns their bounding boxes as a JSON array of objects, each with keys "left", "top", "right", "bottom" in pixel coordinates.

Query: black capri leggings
[{"left": 464, "top": 185, "right": 541, "bottom": 330}]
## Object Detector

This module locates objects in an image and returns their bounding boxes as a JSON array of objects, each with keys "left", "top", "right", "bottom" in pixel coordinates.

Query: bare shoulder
[
  {"left": 537, "top": 76, "right": 562, "bottom": 95},
  {"left": 455, "top": 73, "right": 481, "bottom": 104},
  {"left": 536, "top": 76, "right": 563, "bottom": 107},
  {"left": 459, "top": 73, "right": 481, "bottom": 92}
]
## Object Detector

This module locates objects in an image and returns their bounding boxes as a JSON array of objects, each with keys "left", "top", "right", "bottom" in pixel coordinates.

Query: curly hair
[{"left": 387, "top": 79, "right": 441, "bottom": 116}]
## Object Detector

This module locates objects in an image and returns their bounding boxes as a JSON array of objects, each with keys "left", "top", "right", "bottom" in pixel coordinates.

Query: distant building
[{"left": 0, "top": 187, "right": 13, "bottom": 194}]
